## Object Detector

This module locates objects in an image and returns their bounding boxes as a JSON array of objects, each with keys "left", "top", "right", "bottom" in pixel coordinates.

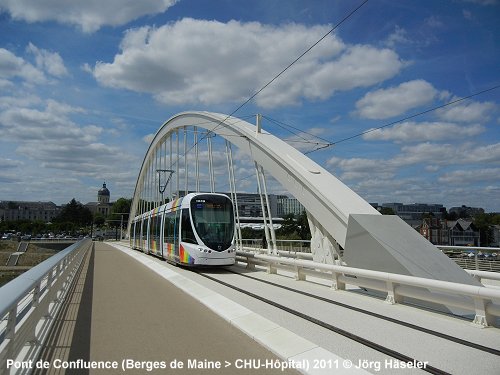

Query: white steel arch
[
  {"left": 127, "top": 111, "right": 480, "bottom": 288},
  {"left": 129, "top": 112, "right": 375, "bottom": 254}
]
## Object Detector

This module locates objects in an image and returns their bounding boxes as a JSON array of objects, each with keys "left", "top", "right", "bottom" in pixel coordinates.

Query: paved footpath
[{"left": 35, "top": 242, "right": 299, "bottom": 374}]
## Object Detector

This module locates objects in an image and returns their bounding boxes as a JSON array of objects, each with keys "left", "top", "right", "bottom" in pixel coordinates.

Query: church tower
[{"left": 98, "top": 182, "right": 110, "bottom": 204}]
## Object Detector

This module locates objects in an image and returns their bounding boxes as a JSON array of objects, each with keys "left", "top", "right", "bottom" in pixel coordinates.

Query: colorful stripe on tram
[
  {"left": 164, "top": 242, "right": 175, "bottom": 261},
  {"left": 179, "top": 244, "right": 195, "bottom": 265}
]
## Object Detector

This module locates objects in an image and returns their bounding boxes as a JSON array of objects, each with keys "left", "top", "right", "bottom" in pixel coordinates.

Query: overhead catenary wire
[
  {"left": 269, "top": 84, "right": 500, "bottom": 155},
  {"left": 163, "top": 0, "right": 371, "bottom": 170}
]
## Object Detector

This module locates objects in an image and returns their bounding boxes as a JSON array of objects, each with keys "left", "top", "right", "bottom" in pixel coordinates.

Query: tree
[
  {"left": 107, "top": 198, "right": 131, "bottom": 228},
  {"left": 380, "top": 207, "right": 395, "bottom": 215},
  {"left": 56, "top": 199, "right": 93, "bottom": 228},
  {"left": 474, "top": 213, "right": 494, "bottom": 246},
  {"left": 93, "top": 212, "right": 106, "bottom": 227},
  {"left": 297, "top": 211, "right": 310, "bottom": 240}
]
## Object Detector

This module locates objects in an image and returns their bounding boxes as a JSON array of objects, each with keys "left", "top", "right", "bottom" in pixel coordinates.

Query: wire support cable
[
  {"left": 297, "top": 84, "right": 500, "bottom": 154},
  {"left": 161, "top": 0, "right": 370, "bottom": 171}
]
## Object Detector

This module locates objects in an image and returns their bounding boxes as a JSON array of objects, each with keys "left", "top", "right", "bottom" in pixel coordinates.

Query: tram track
[
  {"left": 226, "top": 269, "right": 500, "bottom": 356},
  {"left": 194, "top": 268, "right": 499, "bottom": 375}
]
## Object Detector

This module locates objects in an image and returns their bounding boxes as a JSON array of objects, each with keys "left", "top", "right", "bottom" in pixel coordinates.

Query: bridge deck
[
  {"left": 35, "top": 242, "right": 297, "bottom": 374},
  {"left": 32, "top": 241, "right": 500, "bottom": 374}
]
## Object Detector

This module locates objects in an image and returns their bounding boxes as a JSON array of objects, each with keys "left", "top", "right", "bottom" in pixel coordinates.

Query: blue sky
[{"left": 0, "top": 0, "right": 498, "bottom": 211}]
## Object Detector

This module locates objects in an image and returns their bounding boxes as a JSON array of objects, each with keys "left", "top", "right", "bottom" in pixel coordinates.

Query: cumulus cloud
[
  {"left": 26, "top": 43, "right": 68, "bottom": 77},
  {"left": 0, "top": 98, "right": 136, "bottom": 178},
  {"left": 0, "top": 44, "right": 69, "bottom": 85},
  {"left": 326, "top": 141, "right": 500, "bottom": 183},
  {"left": 0, "top": 102, "right": 98, "bottom": 143},
  {"left": 91, "top": 19, "right": 404, "bottom": 108},
  {"left": 362, "top": 121, "right": 484, "bottom": 142},
  {"left": 436, "top": 100, "right": 496, "bottom": 123},
  {"left": 0, "top": 48, "right": 45, "bottom": 83},
  {"left": 356, "top": 80, "right": 438, "bottom": 119},
  {"left": 0, "top": 0, "right": 177, "bottom": 33},
  {"left": 439, "top": 168, "right": 500, "bottom": 184}
]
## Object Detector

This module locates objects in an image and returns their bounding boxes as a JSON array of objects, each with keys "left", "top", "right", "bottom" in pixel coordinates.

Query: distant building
[
  {"left": 382, "top": 202, "right": 445, "bottom": 226},
  {"left": 232, "top": 192, "right": 279, "bottom": 218},
  {"left": 277, "top": 197, "right": 305, "bottom": 217},
  {"left": 85, "top": 182, "right": 113, "bottom": 216},
  {"left": 449, "top": 205, "right": 484, "bottom": 218},
  {"left": 491, "top": 225, "right": 500, "bottom": 247},
  {"left": 447, "top": 219, "right": 480, "bottom": 246},
  {"left": 0, "top": 201, "right": 60, "bottom": 222},
  {"left": 420, "top": 218, "right": 449, "bottom": 245}
]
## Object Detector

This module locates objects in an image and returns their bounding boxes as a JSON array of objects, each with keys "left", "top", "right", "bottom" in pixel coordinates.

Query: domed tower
[{"left": 98, "top": 182, "right": 110, "bottom": 204}]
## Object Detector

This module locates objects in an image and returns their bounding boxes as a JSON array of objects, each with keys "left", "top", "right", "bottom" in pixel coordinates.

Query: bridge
[{"left": 1, "top": 112, "right": 499, "bottom": 374}]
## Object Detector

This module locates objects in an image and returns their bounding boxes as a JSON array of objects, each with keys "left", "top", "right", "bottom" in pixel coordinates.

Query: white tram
[{"left": 131, "top": 193, "right": 236, "bottom": 266}]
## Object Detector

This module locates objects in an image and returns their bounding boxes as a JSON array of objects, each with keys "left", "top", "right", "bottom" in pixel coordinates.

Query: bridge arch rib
[
  {"left": 128, "top": 111, "right": 377, "bottom": 256},
  {"left": 127, "top": 111, "right": 480, "bottom": 289}
]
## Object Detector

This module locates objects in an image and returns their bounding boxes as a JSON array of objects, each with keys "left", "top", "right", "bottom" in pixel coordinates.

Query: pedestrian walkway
[{"left": 35, "top": 242, "right": 298, "bottom": 374}]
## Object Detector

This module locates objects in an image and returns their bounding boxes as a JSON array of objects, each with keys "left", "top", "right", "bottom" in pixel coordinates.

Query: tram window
[
  {"left": 181, "top": 209, "right": 197, "bottom": 244},
  {"left": 164, "top": 212, "right": 175, "bottom": 243},
  {"left": 141, "top": 219, "right": 148, "bottom": 240}
]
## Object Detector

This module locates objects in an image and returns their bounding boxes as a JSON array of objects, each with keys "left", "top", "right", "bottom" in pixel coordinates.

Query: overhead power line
[
  {"left": 166, "top": 0, "right": 371, "bottom": 169},
  {"left": 300, "top": 84, "right": 500, "bottom": 154}
]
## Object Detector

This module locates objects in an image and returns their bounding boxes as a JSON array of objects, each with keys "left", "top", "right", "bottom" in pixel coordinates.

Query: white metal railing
[
  {"left": 241, "top": 239, "right": 311, "bottom": 253},
  {"left": 236, "top": 250, "right": 500, "bottom": 328},
  {"left": 241, "top": 240, "right": 500, "bottom": 271},
  {"left": 0, "top": 239, "right": 92, "bottom": 373}
]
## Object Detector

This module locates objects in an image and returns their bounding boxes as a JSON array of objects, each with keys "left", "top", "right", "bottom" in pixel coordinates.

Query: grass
[{"left": 0, "top": 240, "right": 59, "bottom": 286}]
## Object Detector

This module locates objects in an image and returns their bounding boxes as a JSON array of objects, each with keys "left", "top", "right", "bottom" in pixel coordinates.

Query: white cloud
[
  {"left": 0, "top": 0, "right": 177, "bottom": 33},
  {"left": 26, "top": 43, "right": 68, "bottom": 77},
  {"left": 326, "top": 141, "right": 500, "bottom": 183},
  {"left": 143, "top": 133, "right": 155, "bottom": 144},
  {"left": 362, "top": 121, "right": 484, "bottom": 142},
  {"left": 0, "top": 47, "right": 45, "bottom": 83},
  {"left": 92, "top": 19, "right": 404, "bottom": 108},
  {"left": 0, "top": 102, "right": 98, "bottom": 143},
  {"left": 436, "top": 100, "right": 496, "bottom": 123},
  {"left": 384, "top": 25, "right": 410, "bottom": 48},
  {"left": 0, "top": 157, "right": 23, "bottom": 169},
  {"left": 356, "top": 80, "right": 438, "bottom": 119},
  {"left": 0, "top": 98, "right": 139, "bottom": 180},
  {"left": 439, "top": 168, "right": 500, "bottom": 184}
]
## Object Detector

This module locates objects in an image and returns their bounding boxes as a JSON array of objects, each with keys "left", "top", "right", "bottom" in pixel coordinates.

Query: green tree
[
  {"left": 107, "top": 198, "right": 131, "bottom": 228},
  {"left": 474, "top": 213, "right": 494, "bottom": 246},
  {"left": 380, "top": 207, "right": 395, "bottom": 215},
  {"left": 93, "top": 213, "right": 106, "bottom": 227},
  {"left": 56, "top": 199, "right": 93, "bottom": 228}
]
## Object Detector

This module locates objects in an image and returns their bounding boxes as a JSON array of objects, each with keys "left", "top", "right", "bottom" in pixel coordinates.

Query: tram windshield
[{"left": 190, "top": 195, "right": 234, "bottom": 251}]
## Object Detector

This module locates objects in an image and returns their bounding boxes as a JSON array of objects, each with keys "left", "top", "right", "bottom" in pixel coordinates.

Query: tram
[{"left": 130, "top": 193, "right": 236, "bottom": 266}]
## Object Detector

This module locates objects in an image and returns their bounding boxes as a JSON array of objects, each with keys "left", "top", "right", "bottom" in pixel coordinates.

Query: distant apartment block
[
  {"left": 0, "top": 201, "right": 60, "bottom": 222},
  {"left": 277, "top": 197, "right": 305, "bottom": 217},
  {"left": 449, "top": 205, "right": 485, "bottom": 217},
  {"left": 381, "top": 202, "right": 445, "bottom": 227}
]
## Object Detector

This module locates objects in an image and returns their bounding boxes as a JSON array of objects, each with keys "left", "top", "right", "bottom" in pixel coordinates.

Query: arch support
[{"left": 127, "top": 111, "right": 481, "bottom": 290}]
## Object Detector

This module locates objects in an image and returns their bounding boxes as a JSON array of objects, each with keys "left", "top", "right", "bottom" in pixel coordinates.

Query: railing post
[
  {"left": 32, "top": 281, "right": 41, "bottom": 308},
  {"left": 472, "top": 298, "right": 493, "bottom": 328},
  {"left": 295, "top": 266, "right": 306, "bottom": 281},
  {"left": 331, "top": 272, "right": 345, "bottom": 290},
  {"left": 245, "top": 257, "right": 255, "bottom": 270},
  {"left": 385, "top": 281, "right": 403, "bottom": 304},
  {"left": 3, "top": 305, "right": 18, "bottom": 363},
  {"left": 266, "top": 262, "right": 277, "bottom": 274}
]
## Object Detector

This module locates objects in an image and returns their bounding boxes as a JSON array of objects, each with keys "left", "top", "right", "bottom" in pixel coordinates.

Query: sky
[{"left": 0, "top": 0, "right": 499, "bottom": 212}]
